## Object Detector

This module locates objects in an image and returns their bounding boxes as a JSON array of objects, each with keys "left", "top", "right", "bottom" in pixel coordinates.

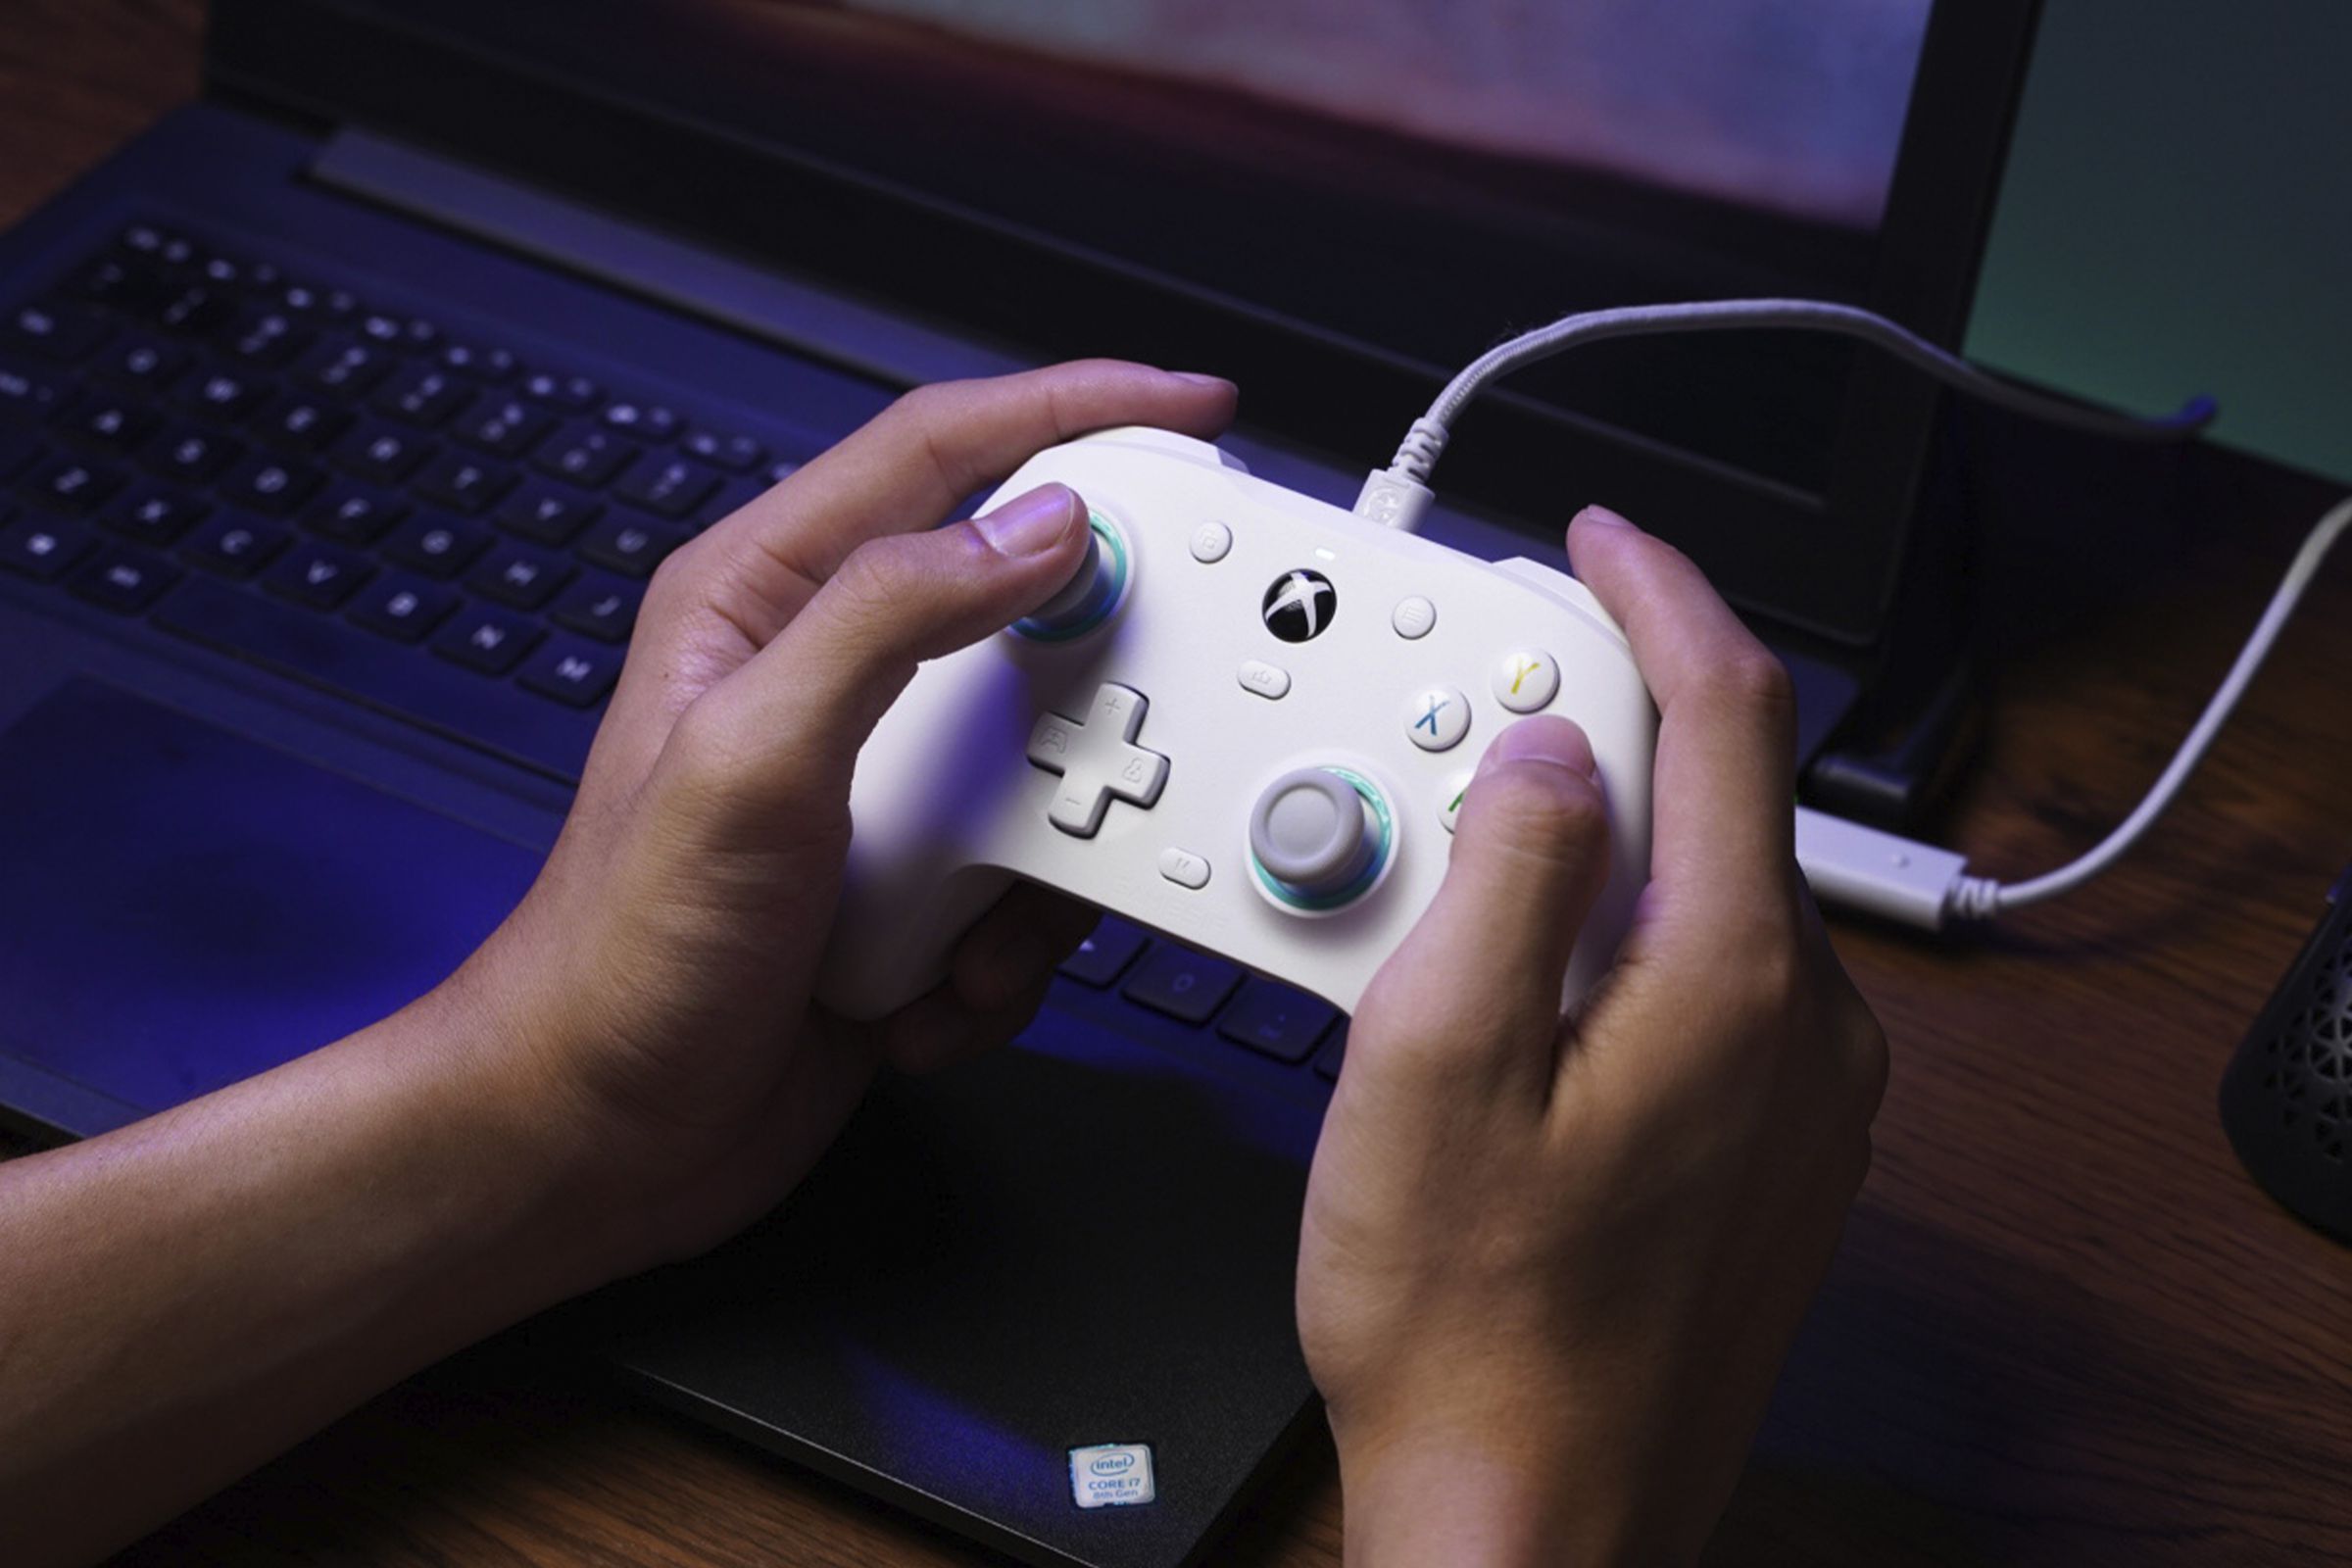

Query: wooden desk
[{"left": 9, "top": 5, "right": 2350, "bottom": 1563}]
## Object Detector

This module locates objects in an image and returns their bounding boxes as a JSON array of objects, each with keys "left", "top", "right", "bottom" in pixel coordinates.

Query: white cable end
[
  {"left": 1794, "top": 807, "right": 1975, "bottom": 931},
  {"left": 1355, "top": 467, "right": 1436, "bottom": 533}
]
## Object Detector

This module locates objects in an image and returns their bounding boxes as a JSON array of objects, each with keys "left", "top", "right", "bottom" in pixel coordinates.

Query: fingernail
[
  {"left": 1170, "top": 370, "right": 1235, "bottom": 390},
  {"left": 1577, "top": 504, "right": 1633, "bottom": 529},
  {"left": 1490, "top": 717, "right": 1599, "bottom": 779},
  {"left": 975, "top": 484, "right": 1080, "bottom": 557}
]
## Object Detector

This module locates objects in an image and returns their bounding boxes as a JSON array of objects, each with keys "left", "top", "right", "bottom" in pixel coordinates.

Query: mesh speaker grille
[{"left": 2221, "top": 868, "right": 2352, "bottom": 1242}]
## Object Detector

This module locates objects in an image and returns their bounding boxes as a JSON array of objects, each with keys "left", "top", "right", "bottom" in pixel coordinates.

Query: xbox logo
[{"left": 1261, "top": 569, "right": 1337, "bottom": 642}]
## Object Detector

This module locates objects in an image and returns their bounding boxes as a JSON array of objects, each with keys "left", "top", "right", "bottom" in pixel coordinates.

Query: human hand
[
  {"left": 449, "top": 361, "right": 1237, "bottom": 1275},
  {"left": 1298, "top": 507, "right": 1887, "bottom": 1565}
]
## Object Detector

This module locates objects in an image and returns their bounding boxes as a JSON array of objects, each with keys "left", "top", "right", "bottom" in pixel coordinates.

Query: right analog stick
[{"left": 1250, "top": 767, "right": 1391, "bottom": 909}]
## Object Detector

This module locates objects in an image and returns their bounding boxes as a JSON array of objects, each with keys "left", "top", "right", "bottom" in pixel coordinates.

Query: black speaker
[{"left": 2220, "top": 863, "right": 2352, "bottom": 1244}]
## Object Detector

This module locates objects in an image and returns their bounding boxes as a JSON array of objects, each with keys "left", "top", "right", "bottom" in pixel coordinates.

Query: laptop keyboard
[
  {"left": 0, "top": 220, "right": 1347, "bottom": 1089},
  {"left": 0, "top": 221, "right": 794, "bottom": 778}
]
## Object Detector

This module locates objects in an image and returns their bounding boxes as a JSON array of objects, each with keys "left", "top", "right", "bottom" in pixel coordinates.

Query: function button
[
  {"left": 1494, "top": 648, "right": 1561, "bottom": 711},
  {"left": 1217, "top": 979, "right": 1339, "bottom": 1064},
  {"left": 1058, "top": 914, "right": 1151, "bottom": 987},
  {"left": 1023, "top": 681, "right": 1169, "bottom": 837},
  {"left": 1404, "top": 683, "right": 1470, "bottom": 751},
  {"left": 1439, "top": 769, "right": 1473, "bottom": 834},
  {"left": 1158, "top": 847, "right": 1212, "bottom": 889},
  {"left": 1392, "top": 595, "right": 1436, "bottom": 639},
  {"left": 1189, "top": 519, "right": 1232, "bottom": 563},
  {"left": 1237, "top": 659, "right": 1291, "bottom": 700}
]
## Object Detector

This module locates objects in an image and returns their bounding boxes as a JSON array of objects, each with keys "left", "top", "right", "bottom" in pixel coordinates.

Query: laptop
[{"left": 0, "top": 2, "right": 2039, "bottom": 1563}]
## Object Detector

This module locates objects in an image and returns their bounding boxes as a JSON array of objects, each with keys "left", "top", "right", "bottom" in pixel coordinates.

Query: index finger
[
  {"left": 692, "top": 360, "right": 1238, "bottom": 641},
  {"left": 1565, "top": 505, "right": 1797, "bottom": 900}
]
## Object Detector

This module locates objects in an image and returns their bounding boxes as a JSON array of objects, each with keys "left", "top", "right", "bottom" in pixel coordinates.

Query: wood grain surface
[{"left": 5, "top": 4, "right": 2348, "bottom": 1563}]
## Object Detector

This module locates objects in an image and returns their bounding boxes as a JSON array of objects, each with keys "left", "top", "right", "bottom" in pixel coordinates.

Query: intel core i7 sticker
[{"left": 1068, "top": 1443, "right": 1156, "bottom": 1508}]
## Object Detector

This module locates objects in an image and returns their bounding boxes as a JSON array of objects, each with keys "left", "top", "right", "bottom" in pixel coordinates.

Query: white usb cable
[
  {"left": 1365, "top": 297, "right": 2344, "bottom": 929},
  {"left": 1351, "top": 298, "right": 2214, "bottom": 533}
]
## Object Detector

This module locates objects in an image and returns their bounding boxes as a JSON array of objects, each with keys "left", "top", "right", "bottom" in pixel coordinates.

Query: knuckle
[{"left": 1712, "top": 643, "right": 1798, "bottom": 718}]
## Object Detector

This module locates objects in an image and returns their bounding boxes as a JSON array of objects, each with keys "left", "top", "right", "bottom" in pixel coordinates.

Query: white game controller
[{"left": 818, "top": 426, "right": 1657, "bottom": 1019}]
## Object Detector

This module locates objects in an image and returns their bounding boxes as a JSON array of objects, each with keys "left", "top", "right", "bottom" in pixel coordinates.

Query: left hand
[{"left": 449, "top": 361, "right": 1238, "bottom": 1272}]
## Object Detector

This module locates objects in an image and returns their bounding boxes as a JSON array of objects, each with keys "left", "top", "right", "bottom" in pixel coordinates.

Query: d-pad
[{"left": 1024, "top": 682, "right": 1170, "bottom": 837}]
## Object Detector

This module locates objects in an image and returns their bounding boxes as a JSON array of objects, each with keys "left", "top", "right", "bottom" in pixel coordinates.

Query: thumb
[
  {"left": 682, "top": 482, "right": 1093, "bottom": 804},
  {"left": 1357, "top": 717, "right": 1614, "bottom": 1085}
]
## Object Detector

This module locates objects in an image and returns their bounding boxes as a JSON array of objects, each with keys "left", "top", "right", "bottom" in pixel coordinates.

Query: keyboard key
[
  {"left": 467, "top": 542, "right": 573, "bottom": 609},
  {"left": 1216, "top": 980, "right": 1339, "bottom": 1064},
  {"left": 19, "top": 456, "right": 124, "bottom": 515},
  {"left": 495, "top": 483, "right": 599, "bottom": 545},
  {"left": 599, "top": 401, "right": 681, "bottom": 440},
  {"left": 72, "top": 255, "right": 168, "bottom": 313},
  {"left": 152, "top": 283, "right": 237, "bottom": 338},
  {"left": 613, "top": 453, "right": 720, "bottom": 518},
  {"left": 1058, "top": 915, "right": 1150, "bottom": 987},
  {"left": 575, "top": 514, "right": 685, "bottom": 577},
  {"left": 0, "top": 513, "right": 92, "bottom": 580},
  {"left": 0, "top": 365, "right": 69, "bottom": 423},
  {"left": 302, "top": 483, "right": 409, "bottom": 544},
  {"left": 299, "top": 339, "right": 395, "bottom": 397},
  {"left": 0, "top": 429, "right": 38, "bottom": 482},
  {"left": 437, "top": 342, "right": 516, "bottom": 382},
  {"left": 248, "top": 392, "right": 353, "bottom": 453},
  {"left": 116, "top": 221, "right": 172, "bottom": 258},
  {"left": 372, "top": 366, "right": 471, "bottom": 428},
  {"left": 3, "top": 301, "right": 111, "bottom": 363},
  {"left": 69, "top": 548, "right": 179, "bottom": 612},
  {"left": 1313, "top": 1029, "right": 1347, "bottom": 1082},
  {"left": 346, "top": 572, "right": 457, "bottom": 642},
  {"left": 382, "top": 512, "right": 490, "bottom": 577},
  {"left": 104, "top": 488, "right": 210, "bottom": 547},
  {"left": 450, "top": 395, "right": 554, "bottom": 459},
  {"left": 533, "top": 424, "right": 637, "bottom": 488},
  {"left": 88, "top": 336, "right": 186, "bottom": 395},
  {"left": 432, "top": 604, "right": 542, "bottom": 675},
  {"left": 517, "top": 637, "right": 622, "bottom": 707},
  {"left": 59, "top": 393, "right": 159, "bottom": 453},
  {"left": 520, "top": 370, "right": 600, "bottom": 411},
  {"left": 176, "top": 365, "right": 273, "bottom": 423},
  {"left": 218, "top": 453, "right": 324, "bottom": 515},
  {"left": 549, "top": 575, "right": 641, "bottom": 642},
  {"left": 223, "top": 309, "right": 312, "bottom": 368},
  {"left": 262, "top": 540, "right": 372, "bottom": 610},
  {"left": 143, "top": 423, "right": 243, "bottom": 484},
  {"left": 156, "top": 575, "right": 596, "bottom": 780},
  {"left": 411, "top": 451, "right": 517, "bottom": 515},
  {"left": 1122, "top": 946, "right": 1243, "bottom": 1025},
  {"left": 274, "top": 280, "right": 359, "bottom": 323},
  {"left": 358, "top": 313, "right": 440, "bottom": 354},
  {"left": 332, "top": 421, "right": 437, "bottom": 486},
  {"left": 179, "top": 511, "right": 289, "bottom": 577},
  {"left": 683, "top": 429, "right": 766, "bottom": 472}
]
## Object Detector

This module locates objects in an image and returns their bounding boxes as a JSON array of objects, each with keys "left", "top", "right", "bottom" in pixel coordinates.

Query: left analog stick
[{"left": 1011, "top": 510, "right": 1128, "bottom": 642}]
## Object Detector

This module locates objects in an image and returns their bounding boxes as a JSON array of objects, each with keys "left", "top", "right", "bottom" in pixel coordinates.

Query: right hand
[{"left": 1298, "top": 506, "right": 1888, "bottom": 1565}]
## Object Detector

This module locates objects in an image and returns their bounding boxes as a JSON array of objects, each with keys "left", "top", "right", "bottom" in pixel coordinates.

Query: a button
[
  {"left": 1250, "top": 766, "right": 1392, "bottom": 908},
  {"left": 1024, "top": 682, "right": 1170, "bottom": 837},
  {"left": 1494, "top": 648, "right": 1560, "bottom": 711},
  {"left": 1189, "top": 520, "right": 1232, "bottom": 563},
  {"left": 1237, "top": 660, "right": 1291, "bottom": 700},
  {"left": 1392, "top": 595, "right": 1436, "bottom": 639},
  {"left": 1011, "top": 511, "right": 1128, "bottom": 641},
  {"left": 1439, "top": 769, "right": 1473, "bottom": 833},
  {"left": 1404, "top": 684, "right": 1470, "bottom": 751},
  {"left": 1158, "top": 847, "right": 1211, "bottom": 888}
]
